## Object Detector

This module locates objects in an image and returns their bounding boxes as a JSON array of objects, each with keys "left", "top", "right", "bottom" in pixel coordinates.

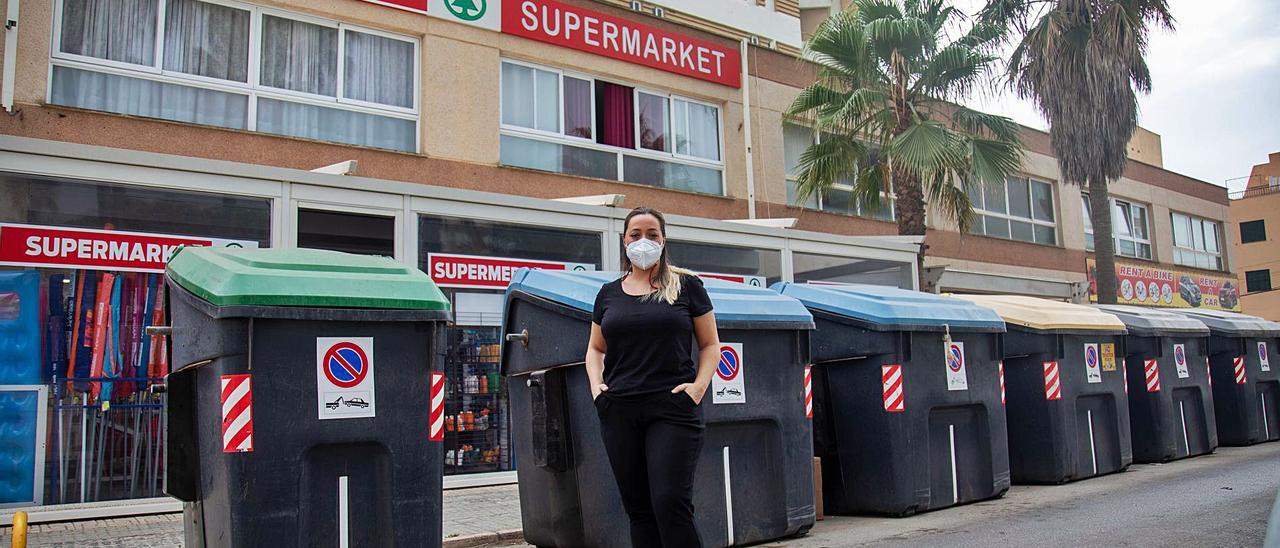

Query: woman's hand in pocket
[
  {"left": 592, "top": 383, "right": 609, "bottom": 401},
  {"left": 672, "top": 382, "right": 707, "bottom": 404}
]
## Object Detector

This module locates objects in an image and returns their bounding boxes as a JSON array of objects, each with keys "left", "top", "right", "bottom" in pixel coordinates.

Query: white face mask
[{"left": 626, "top": 238, "right": 663, "bottom": 270}]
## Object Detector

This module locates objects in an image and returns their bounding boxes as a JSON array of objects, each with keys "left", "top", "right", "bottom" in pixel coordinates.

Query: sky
[{"left": 952, "top": 0, "right": 1280, "bottom": 193}]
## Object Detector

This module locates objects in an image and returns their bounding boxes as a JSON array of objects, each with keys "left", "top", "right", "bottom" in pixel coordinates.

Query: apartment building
[{"left": 1231, "top": 151, "right": 1280, "bottom": 320}]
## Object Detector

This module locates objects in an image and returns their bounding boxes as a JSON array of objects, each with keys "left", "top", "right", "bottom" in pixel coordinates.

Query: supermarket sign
[
  {"left": 427, "top": 253, "right": 593, "bottom": 289},
  {"left": 1087, "top": 258, "right": 1241, "bottom": 312},
  {"left": 0, "top": 223, "right": 258, "bottom": 273},
  {"left": 358, "top": 0, "right": 741, "bottom": 87}
]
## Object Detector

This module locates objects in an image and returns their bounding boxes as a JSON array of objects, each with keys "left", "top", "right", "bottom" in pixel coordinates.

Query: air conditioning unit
[
  {"left": 749, "top": 35, "right": 760, "bottom": 46},
  {"left": 653, "top": 6, "right": 665, "bottom": 17},
  {"left": 630, "top": 1, "right": 643, "bottom": 11}
]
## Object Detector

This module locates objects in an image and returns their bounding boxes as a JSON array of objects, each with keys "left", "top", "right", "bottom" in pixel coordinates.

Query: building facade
[
  {"left": 0, "top": 0, "right": 1233, "bottom": 509},
  {"left": 1230, "top": 151, "right": 1280, "bottom": 320}
]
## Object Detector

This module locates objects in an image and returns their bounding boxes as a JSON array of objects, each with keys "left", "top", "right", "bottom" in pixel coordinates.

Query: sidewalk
[{"left": 2, "top": 483, "right": 524, "bottom": 547}]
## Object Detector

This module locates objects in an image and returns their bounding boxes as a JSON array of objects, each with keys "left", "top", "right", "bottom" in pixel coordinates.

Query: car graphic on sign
[
  {"left": 344, "top": 398, "right": 370, "bottom": 408},
  {"left": 1179, "top": 275, "right": 1202, "bottom": 307},
  {"left": 1219, "top": 281, "right": 1239, "bottom": 310}
]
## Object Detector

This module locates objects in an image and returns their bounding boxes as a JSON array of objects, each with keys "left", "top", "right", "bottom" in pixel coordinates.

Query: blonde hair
[{"left": 622, "top": 207, "right": 692, "bottom": 305}]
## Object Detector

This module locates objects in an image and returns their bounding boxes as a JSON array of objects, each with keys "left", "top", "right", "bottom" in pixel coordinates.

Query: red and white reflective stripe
[
  {"left": 804, "top": 366, "right": 813, "bottom": 419},
  {"left": 882, "top": 364, "right": 905, "bottom": 412},
  {"left": 430, "top": 372, "right": 445, "bottom": 441},
  {"left": 1144, "top": 359, "right": 1161, "bottom": 392},
  {"left": 1233, "top": 356, "right": 1247, "bottom": 385},
  {"left": 220, "top": 374, "right": 254, "bottom": 453},
  {"left": 1042, "top": 361, "right": 1062, "bottom": 401},
  {"left": 998, "top": 360, "right": 1006, "bottom": 405}
]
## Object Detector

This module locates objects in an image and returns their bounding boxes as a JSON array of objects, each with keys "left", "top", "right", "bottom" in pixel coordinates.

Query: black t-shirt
[{"left": 592, "top": 274, "right": 714, "bottom": 396}]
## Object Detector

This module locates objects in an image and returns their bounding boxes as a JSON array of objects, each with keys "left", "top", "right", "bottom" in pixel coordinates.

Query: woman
[{"left": 586, "top": 207, "right": 721, "bottom": 547}]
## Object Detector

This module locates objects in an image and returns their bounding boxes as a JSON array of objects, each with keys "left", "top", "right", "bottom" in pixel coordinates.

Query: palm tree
[
  {"left": 786, "top": 0, "right": 1023, "bottom": 287},
  {"left": 979, "top": 0, "right": 1174, "bottom": 304}
]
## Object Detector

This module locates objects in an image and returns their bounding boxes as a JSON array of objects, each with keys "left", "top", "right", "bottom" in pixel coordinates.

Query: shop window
[
  {"left": 792, "top": 251, "right": 913, "bottom": 289},
  {"left": 1240, "top": 220, "right": 1266, "bottom": 244},
  {"left": 1172, "top": 212, "right": 1224, "bottom": 271},
  {"left": 782, "top": 123, "right": 894, "bottom": 221},
  {"left": 665, "top": 241, "right": 783, "bottom": 286},
  {"left": 51, "top": 0, "right": 419, "bottom": 152},
  {"left": 419, "top": 215, "right": 603, "bottom": 476},
  {"left": 1081, "top": 194, "right": 1151, "bottom": 259},
  {"left": 0, "top": 173, "right": 271, "bottom": 505},
  {"left": 1245, "top": 270, "right": 1272, "bottom": 293},
  {"left": 296, "top": 209, "right": 395, "bottom": 257},
  {"left": 499, "top": 59, "right": 724, "bottom": 194}
]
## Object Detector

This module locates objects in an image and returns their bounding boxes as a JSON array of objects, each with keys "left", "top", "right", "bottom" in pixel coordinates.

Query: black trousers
[{"left": 596, "top": 390, "right": 705, "bottom": 548}]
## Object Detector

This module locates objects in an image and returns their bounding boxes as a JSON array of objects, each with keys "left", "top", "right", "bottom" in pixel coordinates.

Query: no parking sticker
[
  {"left": 1174, "top": 343, "right": 1191, "bottom": 379},
  {"left": 712, "top": 343, "right": 746, "bottom": 404},
  {"left": 945, "top": 342, "right": 968, "bottom": 391},
  {"left": 317, "top": 337, "right": 376, "bottom": 420},
  {"left": 1084, "top": 343, "right": 1102, "bottom": 384},
  {"left": 1261, "top": 342, "right": 1271, "bottom": 372}
]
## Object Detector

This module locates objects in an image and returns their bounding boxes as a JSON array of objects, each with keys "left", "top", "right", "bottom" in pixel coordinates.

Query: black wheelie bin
[
  {"left": 773, "top": 283, "right": 1009, "bottom": 516},
  {"left": 1167, "top": 308, "right": 1280, "bottom": 445},
  {"left": 502, "top": 269, "right": 815, "bottom": 547},
  {"left": 163, "top": 247, "right": 452, "bottom": 547},
  {"left": 1095, "top": 304, "right": 1217, "bottom": 462},
  {"left": 956, "top": 295, "right": 1131, "bottom": 484}
]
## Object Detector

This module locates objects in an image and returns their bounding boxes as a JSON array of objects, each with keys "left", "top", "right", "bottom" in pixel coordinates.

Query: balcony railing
[{"left": 1230, "top": 184, "right": 1280, "bottom": 200}]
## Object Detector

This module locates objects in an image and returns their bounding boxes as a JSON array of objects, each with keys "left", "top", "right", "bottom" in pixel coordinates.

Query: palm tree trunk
[{"left": 1088, "top": 175, "right": 1119, "bottom": 304}]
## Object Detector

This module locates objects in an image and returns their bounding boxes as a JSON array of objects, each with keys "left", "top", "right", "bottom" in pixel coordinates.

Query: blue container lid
[
  {"left": 771, "top": 282, "right": 1006, "bottom": 333},
  {"left": 506, "top": 269, "right": 814, "bottom": 329}
]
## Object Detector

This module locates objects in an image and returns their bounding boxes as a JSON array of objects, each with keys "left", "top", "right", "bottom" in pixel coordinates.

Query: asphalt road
[{"left": 760, "top": 442, "right": 1280, "bottom": 547}]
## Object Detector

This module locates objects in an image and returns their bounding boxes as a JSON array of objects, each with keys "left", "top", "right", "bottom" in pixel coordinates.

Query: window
[
  {"left": 792, "top": 252, "right": 914, "bottom": 289},
  {"left": 781, "top": 123, "right": 894, "bottom": 221},
  {"left": 968, "top": 176, "right": 1056, "bottom": 245},
  {"left": 1081, "top": 195, "right": 1152, "bottom": 259},
  {"left": 1246, "top": 270, "right": 1272, "bottom": 293},
  {"left": 51, "top": 0, "right": 419, "bottom": 152},
  {"left": 499, "top": 59, "right": 723, "bottom": 195},
  {"left": 1172, "top": 212, "right": 1223, "bottom": 270},
  {"left": 1241, "top": 220, "right": 1267, "bottom": 244}
]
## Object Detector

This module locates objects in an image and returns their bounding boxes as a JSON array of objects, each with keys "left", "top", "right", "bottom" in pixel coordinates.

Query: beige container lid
[{"left": 952, "top": 294, "right": 1128, "bottom": 333}]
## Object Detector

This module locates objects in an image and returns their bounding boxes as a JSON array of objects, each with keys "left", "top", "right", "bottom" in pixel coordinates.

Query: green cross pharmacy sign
[{"left": 429, "top": 0, "right": 501, "bottom": 30}]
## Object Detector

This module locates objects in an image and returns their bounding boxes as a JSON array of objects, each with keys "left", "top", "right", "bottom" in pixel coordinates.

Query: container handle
[{"left": 505, "top": 329, "right": 529, "bottom": 347}]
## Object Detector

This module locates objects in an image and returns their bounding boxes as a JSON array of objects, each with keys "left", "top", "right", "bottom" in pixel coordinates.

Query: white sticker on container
[
  {"left": 316, "top": 337, "right": 376, "bottom": 420},
  {"left": 1084, "top": 343, "right": 1102, "bottom": 384},
  {"left": 1261, "top": 342, "right": 1271, "bottom": 372},
  {"left": 1173, "top": 343, "right": 1191, "bottom": 379},
  {"left": 945, "top": 341, "right": 968, "bottom": 391},
  {"left": 712, "top": 343, "right": 746, "bottom": 404}
]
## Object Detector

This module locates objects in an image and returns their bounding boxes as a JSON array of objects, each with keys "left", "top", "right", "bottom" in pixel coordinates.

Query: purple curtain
[{"left": 596, "top": 81, "right": 634, "bottom": 149}]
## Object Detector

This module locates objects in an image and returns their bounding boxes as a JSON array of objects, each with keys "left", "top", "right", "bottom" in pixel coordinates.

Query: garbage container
[
  {"left": 955, "top": 295, "right": 1130, "bottom": 484},
  {"left": 1166, "top": 308, "right": 1280, "bottom": 446},
  {"left": 1094, "top": 304, "right": 1217, "bottom": 462},
  {"left": 502, "top": 269, "right": 815, "bottom": 548},
  {"left": 162, "top": 247, "right": 451, "bottom": 548},
  {"left": 773, "top": 283, "right": 1009, "bottom": 516}
]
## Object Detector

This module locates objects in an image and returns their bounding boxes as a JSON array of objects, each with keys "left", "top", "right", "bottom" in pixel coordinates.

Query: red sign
[
  {"left": 360, "top": 0, "right": 427, "bottom": 14},
  {"left": 426, "top": 253, "right": 592, "bottom": 289},
  {"left": 0, "top": 223, "right": 257, "bottom": 273},
  {"left": 503, "top": 0, "right": 741, "bottom": 88}
]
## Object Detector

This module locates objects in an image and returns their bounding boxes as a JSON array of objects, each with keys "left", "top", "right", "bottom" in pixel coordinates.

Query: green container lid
[{"left": 167, "top": 247, "right": 450, "bottom": 311}]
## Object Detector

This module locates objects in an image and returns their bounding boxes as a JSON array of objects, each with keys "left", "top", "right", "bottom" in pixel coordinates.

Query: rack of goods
[{"left": 443, "top": 329, "right": 510, "bottom": 473}]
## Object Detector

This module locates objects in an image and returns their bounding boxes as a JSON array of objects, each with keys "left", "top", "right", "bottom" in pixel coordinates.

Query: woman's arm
[
  {"left": 586, "top": 322, "right": 608, "bottom": 399},
  {"left": 674, "top": 311, "right": 719, "bottom": 404}
]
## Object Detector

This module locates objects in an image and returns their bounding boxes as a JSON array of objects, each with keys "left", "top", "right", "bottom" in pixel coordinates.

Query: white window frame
[
  {"left": 498, "top": 58, "right": 725, "bottom": 194},
  {"left": 49, "top": 0, "right": 421, "bottom": 150},
  {"left": 1082, "top": 194, "right": 1152, "bottom": 259},
  {"left": 782, "top": 124, "right": 895, "bottom": 220},
  {"left": 971, "top": 176, "right": 1057, "bottom": 245},
  {"left": 1171, "top": 211, "right": 1224, "bottom": 271}
]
